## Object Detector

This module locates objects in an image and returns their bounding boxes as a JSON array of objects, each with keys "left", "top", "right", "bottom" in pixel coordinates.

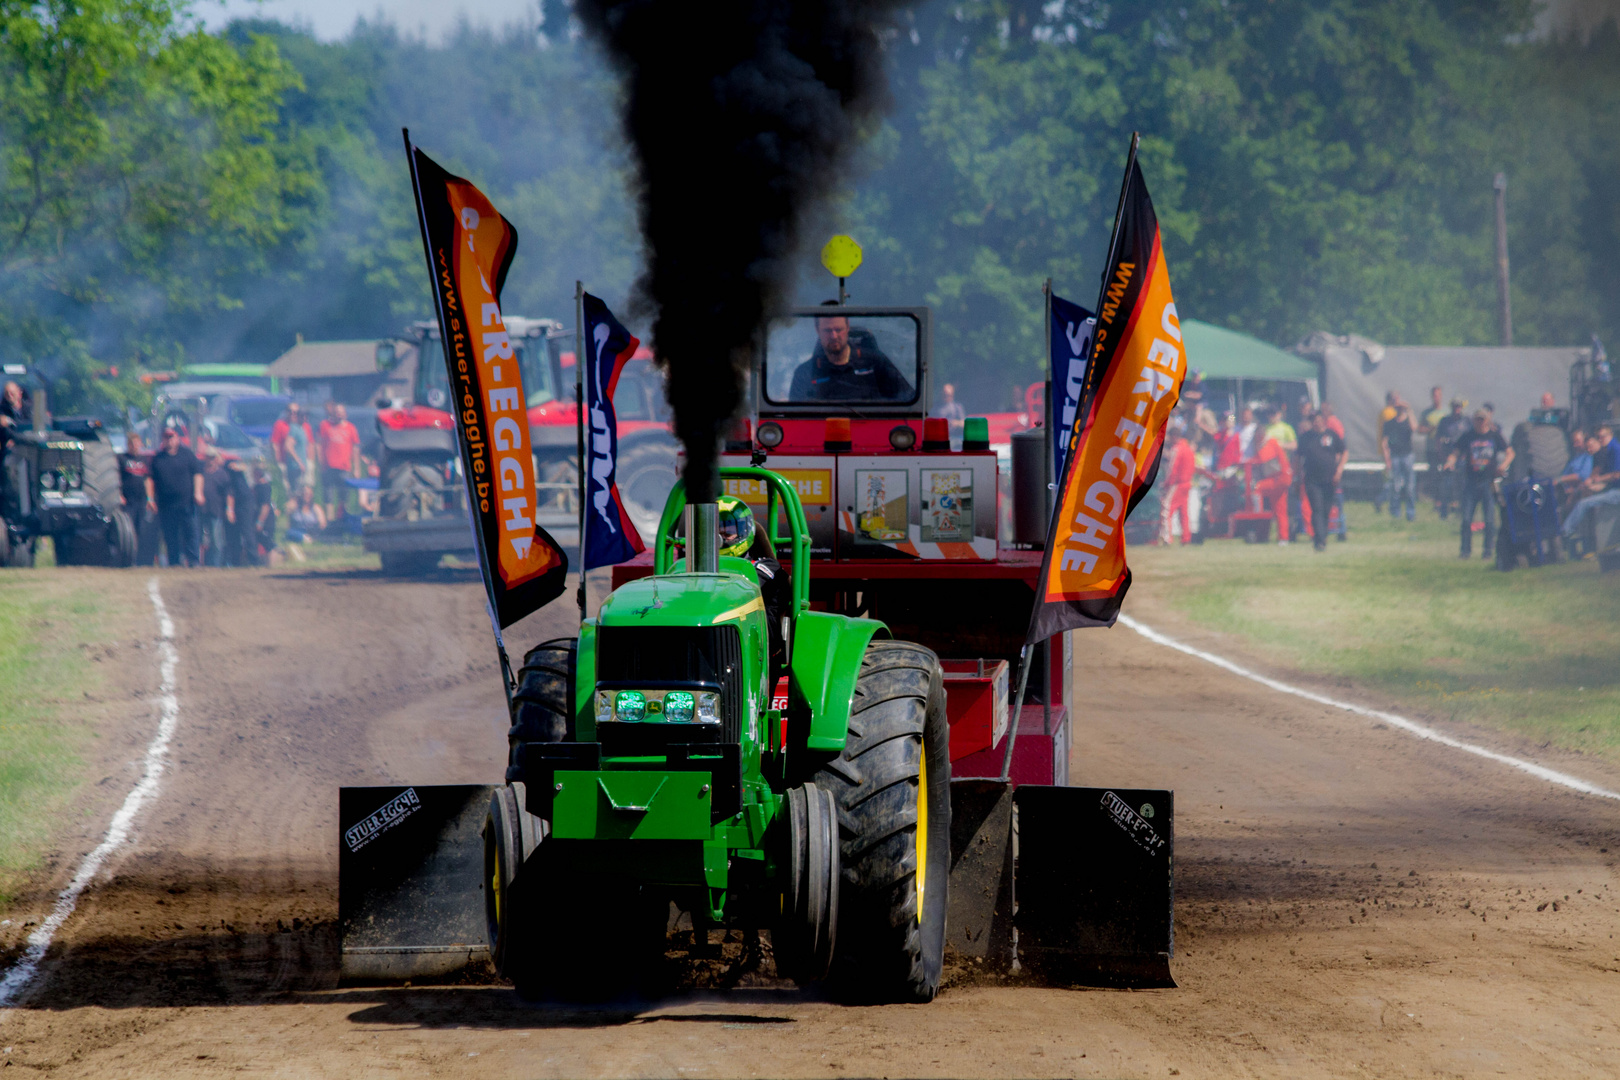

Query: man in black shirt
[
  {"left": 198, "top": 445, "right": 238, "bottom": 567},
  {"left": 1445, "top": 410, "right": 1512, "bottom": 559},
  {"left": 118, "top": 432, "right": 157, "bottom": 565},
  {"left": 251, "top": 463, "right": 277, "bottom": 564},
  {"left": 1432, "top": 398, "right": 1470, "bottom": 519},
  {"left": 788, "top": 309, "right": 913, "bottom": 402},
  {"left": 1300, "top": 411, "right": 1347, "bottom": 552},
  {"left": 1381, "top": 401, "right": 1417, "bottom": 521},
  {"left": 144, "top": 427, "right": 203, "bottom": 566}
]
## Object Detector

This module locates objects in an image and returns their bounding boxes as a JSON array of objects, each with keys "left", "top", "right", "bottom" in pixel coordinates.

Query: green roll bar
[{"left": 654, "top": 467, "right": 811, "bottom": 615}]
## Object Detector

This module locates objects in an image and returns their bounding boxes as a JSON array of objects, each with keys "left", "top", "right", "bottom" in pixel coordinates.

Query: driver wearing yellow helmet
[{"left": 716, "top": 494, "right": 787, "bottom": 676}]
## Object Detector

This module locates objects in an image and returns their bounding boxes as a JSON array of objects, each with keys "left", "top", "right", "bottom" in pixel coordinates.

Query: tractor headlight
[
  {"left": 663, "top": 691, "right": 695, "bottom": 723},
  {"left": 595, "top": 688, "right": 719, "bottom": 724},
  {"left": 613, "top": 690, "right": 646, "bottom": 723},
  {"left": 41, "top": 472, "right": 56, "bottom": 490}
]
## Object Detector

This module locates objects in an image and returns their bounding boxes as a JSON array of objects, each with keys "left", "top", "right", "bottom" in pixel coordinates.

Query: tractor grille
[{"left": 596, "top": 625, "right": 744, "bottom": 742}]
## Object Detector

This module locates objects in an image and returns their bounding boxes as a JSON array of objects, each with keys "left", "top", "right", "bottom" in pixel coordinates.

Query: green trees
[
  {"left": 0, "top": 0, "right": 310, "bottom": 411},
  {"left": 4, "top": 2, "right": 1615, "bottom": 416},
  {"left": 201, "top": 18, "right": 640, "bottom": 379},
  {"left": 837, "top": 1, "right": 1620, "bottom": 403}
]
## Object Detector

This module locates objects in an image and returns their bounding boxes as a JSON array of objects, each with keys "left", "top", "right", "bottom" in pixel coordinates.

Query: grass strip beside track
[
  {"left": 0, "top": 574, "right": 122, "bottom": 910},
  {"left": 1130, "top": 503, "right": 1620, "bottom": 763}
]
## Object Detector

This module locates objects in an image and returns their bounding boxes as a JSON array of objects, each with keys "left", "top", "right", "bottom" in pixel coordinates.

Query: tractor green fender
[{"left": 790, "top": 611, "right": 888, "bottom": 752}]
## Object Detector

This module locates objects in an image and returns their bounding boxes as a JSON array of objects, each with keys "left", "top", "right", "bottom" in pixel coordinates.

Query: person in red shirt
[
  {"left": 1252, "top": 421, "right": 1293, "bottom": 544},
  {"left": 270, "top": 403, "right": 314, "bottom": 494},
  {"left": 1159, "top": 427, "right": 1197, "bottom": 544},
  {"left": 316, "top": 402, "right": 362, "bottom": 523},
  {"left": 1319, "top": 402, "right": 1345, "bottom": 439}
]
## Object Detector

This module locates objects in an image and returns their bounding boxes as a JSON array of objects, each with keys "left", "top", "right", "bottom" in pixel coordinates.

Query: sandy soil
[{"left": 0, "top": 565, "right": 1616, "bottom": 1078}]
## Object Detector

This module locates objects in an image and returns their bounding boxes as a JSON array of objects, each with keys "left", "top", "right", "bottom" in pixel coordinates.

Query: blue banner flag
[
  {"left": 1049, "top": 292, "right": 1097, "bottom": 480},
  {"left": 581, "top": 293, "right": 647, "bottom": 570}
]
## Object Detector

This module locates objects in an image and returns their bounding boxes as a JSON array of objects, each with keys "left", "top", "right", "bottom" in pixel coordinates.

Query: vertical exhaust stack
[
  {"left": 688, "top": 502, "right": 719, "bottom": 573},
  {"left": 576, "top": 0, "right": 902, "bottom": 505}
]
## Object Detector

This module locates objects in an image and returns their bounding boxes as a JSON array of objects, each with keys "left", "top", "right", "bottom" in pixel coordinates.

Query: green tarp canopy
[{"left": 1180, "top": 319, "right": 1318, "bottom": 381}]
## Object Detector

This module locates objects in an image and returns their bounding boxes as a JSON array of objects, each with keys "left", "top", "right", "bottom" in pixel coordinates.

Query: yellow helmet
[{"left": 716, "top": 495, "right": 755, "bottom": 558}]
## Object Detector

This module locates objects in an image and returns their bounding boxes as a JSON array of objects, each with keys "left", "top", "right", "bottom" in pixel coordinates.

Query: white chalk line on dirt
[
  {"left": 1117, "top": 614, "right": 1620, "bottom": 803},
  {"left": 0, "top": 577, "right": 180, "bottom": 1010}
]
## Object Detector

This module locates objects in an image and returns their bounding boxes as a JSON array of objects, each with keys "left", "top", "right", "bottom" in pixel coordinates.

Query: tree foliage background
[{"left": 2, "top": 0, "right": 1616, "bottom": 413}]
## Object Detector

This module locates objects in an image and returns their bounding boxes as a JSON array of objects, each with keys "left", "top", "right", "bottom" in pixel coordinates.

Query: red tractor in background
[{"left": 366, "top": 318, "right": 678, "bottom": 573}]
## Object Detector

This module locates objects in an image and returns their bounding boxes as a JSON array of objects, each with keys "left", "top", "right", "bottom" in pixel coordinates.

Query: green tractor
[
  {"left": 489, "top": 467, "right": 949, "bottom": 1000},
  {"left": 338, "top": 468, "right": 950, "bottom": 1000}
]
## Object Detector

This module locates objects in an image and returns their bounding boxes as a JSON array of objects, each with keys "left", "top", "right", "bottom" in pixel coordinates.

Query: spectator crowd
[
  {"left": 1152, "top": 376, "right": 1617, "bottom": 563},
  {"left": 119, "top": 400, "right": 369, "bottom": 568},
  {"left": 1156, "top": 387, "right": 1349, "bottom": 552}
]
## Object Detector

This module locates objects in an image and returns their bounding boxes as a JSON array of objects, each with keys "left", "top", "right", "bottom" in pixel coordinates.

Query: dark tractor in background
[{"left": 1, "top": 413, "right": 135, "bottom": 568}]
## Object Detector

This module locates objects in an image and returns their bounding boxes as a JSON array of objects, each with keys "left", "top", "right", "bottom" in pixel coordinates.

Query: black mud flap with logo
[
  {"left": 338, "top": 785, "right": 494, "bottom": 983},
  {"left": 1013, "top": 785, "right": 1175, "bottom": 988}
]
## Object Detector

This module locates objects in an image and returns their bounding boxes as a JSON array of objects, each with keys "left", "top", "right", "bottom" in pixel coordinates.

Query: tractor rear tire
[
  {"left": 379, "top": 460, "right": 448, "bottom": 520},
  {"left": 510, "top": 638, "right": 576, "bottom": 752},
  {"left": 813, "top": 638, "right": 951, "bottom": 1003}
]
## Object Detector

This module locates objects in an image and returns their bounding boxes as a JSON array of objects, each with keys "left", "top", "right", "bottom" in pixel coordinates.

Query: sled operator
[{"left": 787, "top": 301, "right": 913, "bottom": 402}]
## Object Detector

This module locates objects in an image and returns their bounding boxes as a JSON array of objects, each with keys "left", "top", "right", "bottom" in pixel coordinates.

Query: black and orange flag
[
  {"left": 1028, "top": 135, "right": 1184, "bottom": 643},
  {"left": 404, "top": 131, "right": 567, "bottom": 633}
]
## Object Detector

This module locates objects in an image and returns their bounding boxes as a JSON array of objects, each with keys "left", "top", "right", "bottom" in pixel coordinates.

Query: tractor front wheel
[
  {"left": 813, "top": 639, "right": 951, "bottom": 1003},
  {"left": 484, "top": 783, "right": 542, "bottom": 989}
]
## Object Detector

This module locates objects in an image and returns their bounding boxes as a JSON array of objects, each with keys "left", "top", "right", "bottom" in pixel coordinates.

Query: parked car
[
  {"left": 198, "top": 417, "right": 271, "bottom": 466},
  {"left": 208, "top": 394, "right": 291, "bottom": 442}
]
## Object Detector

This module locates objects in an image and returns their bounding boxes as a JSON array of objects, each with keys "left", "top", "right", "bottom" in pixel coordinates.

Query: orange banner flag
[{"left": 1030, "top": 140, "right": 1184, "bottom": 641}]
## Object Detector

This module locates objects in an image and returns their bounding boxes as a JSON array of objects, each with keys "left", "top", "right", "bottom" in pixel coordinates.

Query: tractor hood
[{"left": 596, "top": 571, "right": 763, "bottom": 629}]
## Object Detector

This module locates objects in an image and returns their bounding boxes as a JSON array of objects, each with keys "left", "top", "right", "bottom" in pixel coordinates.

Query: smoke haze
[{"left": 577, "top": 0, "right": 903, "bottom": 502}]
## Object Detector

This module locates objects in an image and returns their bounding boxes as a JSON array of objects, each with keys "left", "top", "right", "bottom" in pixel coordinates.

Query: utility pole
[{"left": 1493, "top": 172, "right": 1512, "bottom": 347}]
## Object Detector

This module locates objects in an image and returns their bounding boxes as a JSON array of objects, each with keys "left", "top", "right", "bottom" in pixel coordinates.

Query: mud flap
[
  {"left": 338, "top": 785, "right": 493, "bottom": 982},
  {"left": 945, "top": 779, "right": 1017, "bottom": 968},
  {"left": 1014, "top": 785, "right": 1175, "bottom": 988}
]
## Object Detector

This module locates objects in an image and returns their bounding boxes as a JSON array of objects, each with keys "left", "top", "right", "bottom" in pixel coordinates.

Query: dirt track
[{"left": 1, "top": 565, "right": 1618, "bottom": 1078}]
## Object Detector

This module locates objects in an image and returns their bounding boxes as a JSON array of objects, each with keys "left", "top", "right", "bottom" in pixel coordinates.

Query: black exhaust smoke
[{"left": 578, "top": 0, "right": 901, "bottom": 503}]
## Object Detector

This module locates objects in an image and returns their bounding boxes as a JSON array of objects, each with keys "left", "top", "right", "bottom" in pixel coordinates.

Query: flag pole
[
  {"left": 575, "top": 280, "right": 587, "bottom": 624},
  {"left": 1043, "top": 277, "right": 1054, "bottom": 519},
  {"left": 1094, "top": 132, "right": 1140, "bottom": 321},
  {"left": 1041, "top": 277, "right": 1054, "bottom": 740}
]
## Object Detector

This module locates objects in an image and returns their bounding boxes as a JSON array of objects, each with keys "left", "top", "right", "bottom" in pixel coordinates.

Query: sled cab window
[
  {"left": 763, "top": 312, "right": 920, "bottom": 406},
  {"left": 520, "top": 336, "right": 561, "bottom": 408},
  {"left": 415, "top": 339, "right": 452, "bottom": 410},
  {"left": 418, "top": 335, "right": 560, "bottom": 410}
]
